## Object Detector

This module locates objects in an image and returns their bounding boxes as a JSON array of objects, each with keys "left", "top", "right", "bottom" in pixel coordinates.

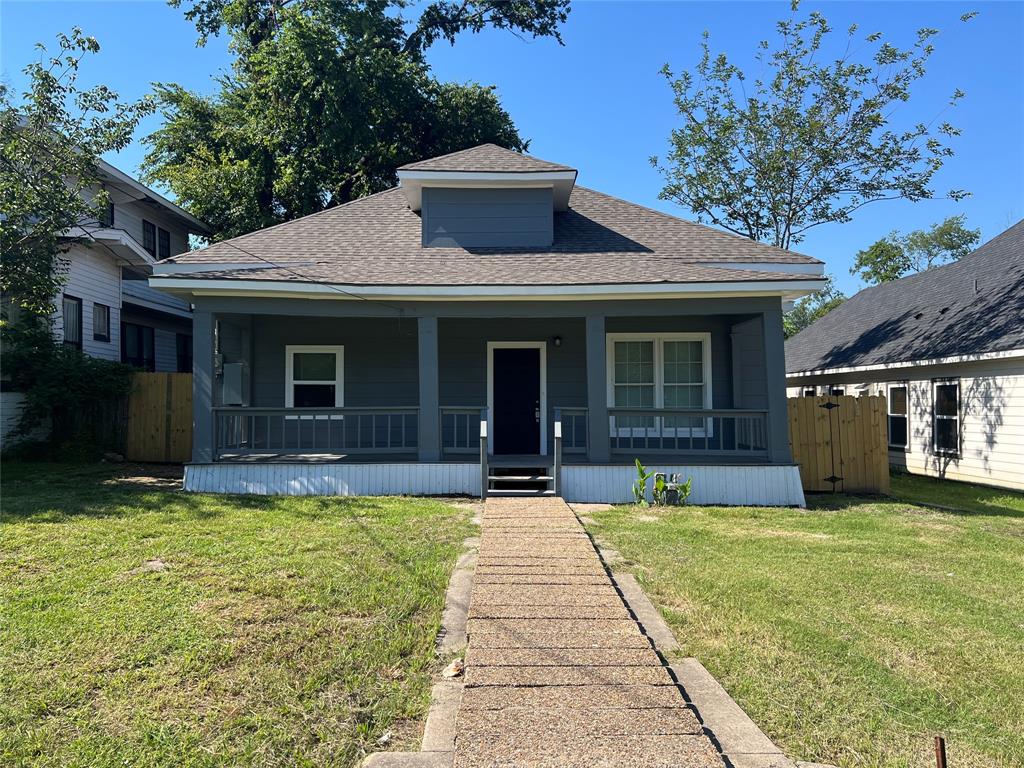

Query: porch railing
[
  {"left": 214, "top": 407, "right": 419, "bottom": 456},
  {"left": 558, "top": 407, "right": 588, "bottom": 454},
  {"left": 440, "top": 406, "right": 484, "bottom": 454},
  {"left": 608, "top": 408, "right": 769, "bottom": 457}
]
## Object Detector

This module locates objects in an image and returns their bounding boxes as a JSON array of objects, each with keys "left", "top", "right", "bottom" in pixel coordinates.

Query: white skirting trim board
[
  {"left": 561, "top": 464, "right": 806, "bottom": 507},
  {"left": 185, "top": 462, "right": 806, "bottom": 507},
  {"left": 184, "top": 462, "right": 481, "bottom": 497}
]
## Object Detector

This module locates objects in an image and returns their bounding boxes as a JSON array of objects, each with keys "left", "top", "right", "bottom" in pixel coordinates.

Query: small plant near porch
[{"left": 633, "top": 460, "right": 692, "bottom": 506}]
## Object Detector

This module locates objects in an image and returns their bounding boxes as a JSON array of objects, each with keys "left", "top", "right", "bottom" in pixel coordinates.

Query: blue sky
[{"left": 2, "top": 0, "right": 1022, "bottom": 295}]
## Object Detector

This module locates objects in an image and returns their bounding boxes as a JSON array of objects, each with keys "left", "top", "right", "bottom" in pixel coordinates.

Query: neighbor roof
[
  {"left": 786, "top": 220, "right": 1024, "bottom": 374},
  {"left": 397, "top": 143, "right": 575, "bottom": 173},
  {"left": 161, "top": 184, "right": 822, "bottom": 287}
]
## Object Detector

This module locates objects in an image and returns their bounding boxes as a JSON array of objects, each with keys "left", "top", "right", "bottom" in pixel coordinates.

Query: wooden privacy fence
[
  {"left": 125, "top": 373, "right": 193, "bottom": 462},
  {"left": 788, "top": 395, "right": 890, "bottom": 494}
]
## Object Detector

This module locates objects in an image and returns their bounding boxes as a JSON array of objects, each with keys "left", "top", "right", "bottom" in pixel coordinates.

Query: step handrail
[{"left": 479, "top": 407, "right": 488, "bottom": 500}]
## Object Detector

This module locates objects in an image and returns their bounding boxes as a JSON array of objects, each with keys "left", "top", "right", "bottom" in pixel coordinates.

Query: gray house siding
[{"left": 421, "top": 187, "right": 553, "bottom": 248}]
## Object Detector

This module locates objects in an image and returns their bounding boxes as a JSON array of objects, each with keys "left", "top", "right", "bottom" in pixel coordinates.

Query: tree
[
  {"left": 0, "top": 28, "right": 154, "bottom": 316},
  {"left": 653, "top": 2, "right": 975, "bottom": 250},
  {"left": 851, "top": 215, "right": 981, "bottom": 284},
  {"left": 784, "top": 274, "right": 846, "bottom": 338},
  {"left": 144, "top": 0, "right": 570, "bottom": 240}
]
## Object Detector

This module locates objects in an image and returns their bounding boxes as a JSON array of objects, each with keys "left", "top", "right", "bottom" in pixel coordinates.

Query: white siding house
[{"left": 786, "top": 221, "right": 1024, "bottom": 492}]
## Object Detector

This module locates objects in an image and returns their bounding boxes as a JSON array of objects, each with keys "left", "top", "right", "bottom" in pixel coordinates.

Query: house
[
  {"left": 785, "top": 220, "right": 1024, "bottom": 491},
  {"left": 0, "top": 159, "right": 210, "bottom": 444},
  {"left": 151, "top": 144, "right": 826, "bottom": 504}
]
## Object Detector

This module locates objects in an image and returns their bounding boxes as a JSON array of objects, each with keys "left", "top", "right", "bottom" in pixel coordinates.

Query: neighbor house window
[
  {"left": 803, "top": 387, "right": 816, "bottom": 397},
  {"left": 887, "top": 383, "right": 908, "bottom": 450},
  {"left": 176, "top": 333, "right": 192, "bottom": 373},
  {"left": 286, "top": 345, "right": 343, "bottom": 407},
  {"left": 932, "top": 380, "right": 960, "bottom": 456},
  {"left": 829, "top": 386, "right": 845, "bottom": 396},
  {"left": 122, "top": 322, "right": 155, "bottom": 371},
  {"left": 93, "top": 303, "right": 111, "bottom": 342},
  {"left": 98, "top": 200, "right": 114, "bottom": 227},
  {"left": 607, "top": 333, "right": 711, "bottom": 434},
  {"left": 158, "top": 227, "right": 171, "bottom": 259},
  {"left": 142, "top": 220, "right": 156, "bottom": 256},
  {"left": 62, "top": 295, "right": 82, "bottom": 348}
]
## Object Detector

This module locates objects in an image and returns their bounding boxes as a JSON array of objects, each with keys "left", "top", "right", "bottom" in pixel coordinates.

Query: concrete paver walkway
[{"left": 452, "top": 497, "right": 724, "bottom": 768}]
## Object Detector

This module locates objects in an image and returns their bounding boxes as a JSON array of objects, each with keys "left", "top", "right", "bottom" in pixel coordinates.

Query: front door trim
[{"left": 486, "top": 341, "right": 547, "bottom": 456}]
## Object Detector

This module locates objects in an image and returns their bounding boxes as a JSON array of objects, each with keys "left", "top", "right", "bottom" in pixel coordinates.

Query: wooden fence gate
[
  {"left": 787, "top": 395, "right": 890, "bottom": 494},
  {"left": 125, "top": 373, "right": 193, "bottom": 463}
]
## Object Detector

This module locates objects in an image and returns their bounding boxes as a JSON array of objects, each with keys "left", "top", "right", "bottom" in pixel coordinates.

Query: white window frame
[
  {"left": 606, "top": 332, "right": 713, "bottom": 437},
  {"left": 285, "top": 345, "right": 344, "bottom": 408},
  {"left": 931, "top": 379, "right": 960, "bottom": 457},
  {"left": 886, "top": 382, "right": 909, "bottom": 450}
]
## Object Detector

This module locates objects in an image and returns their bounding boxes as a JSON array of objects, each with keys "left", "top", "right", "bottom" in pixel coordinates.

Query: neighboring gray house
[
  {"left": 1, "top": 160, "right": 210, "bottom": 445},
  {"left": 151, "top": 144, "right": 826, "bottom": 504},
  {"left": 786, "top": 220, "right": 1024, "bottom": 491}
]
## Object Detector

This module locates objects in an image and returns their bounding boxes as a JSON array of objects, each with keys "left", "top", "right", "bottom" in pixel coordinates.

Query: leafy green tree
[
  {"left": 784, "top": 274, "right": 846, "bottom": 338},
  {"left": 1, "top": 28, "right": 154, "bottom": 316},
  {"left": 144, "top": 0, "right": 570, "bottom": 240},
  {"left": 653, "top": 3, "right": 974, "bottom": 249},
  {"left": 851, "top": 215, "right": 981, "bottom": 284}
]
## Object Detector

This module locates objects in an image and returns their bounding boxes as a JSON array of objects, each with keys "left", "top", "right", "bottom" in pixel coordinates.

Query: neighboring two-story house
[
  {"left": 151, "top": 144, "right": 826, "bottom": 504},
  {"left": 1, "top": 159, "right": 210, "bottom": 443}
]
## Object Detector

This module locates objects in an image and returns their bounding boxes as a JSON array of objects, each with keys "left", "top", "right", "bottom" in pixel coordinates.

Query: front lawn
[
  {"left": 0, "top": 463, "right": 472, "bottom": 768},
  {"left": 582, "top": 474, "right": 1024, "bottom": 768}
]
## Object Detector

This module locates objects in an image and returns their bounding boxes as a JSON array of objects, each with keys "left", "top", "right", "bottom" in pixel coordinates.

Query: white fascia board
[
  {"left": 148, "top": 276, "right": 827, "bottom": 302},
  {"left": 701, "top": 261, "right": 825, "bottom": 276},
  {"left": 397, "top": 170, "right": 578, "bottom": 211},
  {"left": 786, "top": 347, "right": 1024, "bottom": 379},
  {"left": 98, "top": 159, "right": 211, "bottom": 236}
]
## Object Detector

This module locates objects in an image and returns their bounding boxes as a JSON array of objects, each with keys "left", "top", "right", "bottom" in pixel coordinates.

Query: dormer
[{"left": 396, "top": 144, "right": 577, "bottom": 248}]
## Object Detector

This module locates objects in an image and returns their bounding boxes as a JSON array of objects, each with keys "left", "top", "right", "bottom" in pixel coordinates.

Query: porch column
[
  {"left": 192, "top": 310, "right": 214, "bottom": 463},
  {"left": 418, "top": 315, "right": 440, "bottom": 461},
  {"left": 585, "top": 314, "right": 610, "bottom": 462},
  {"left": 761, "top": 306, "right": 793, "bottom": 463}
]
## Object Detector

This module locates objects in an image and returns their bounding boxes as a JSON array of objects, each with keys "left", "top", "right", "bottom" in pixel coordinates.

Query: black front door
[{"left": 492, "top": 347, "right": 541, "bottom": 455}]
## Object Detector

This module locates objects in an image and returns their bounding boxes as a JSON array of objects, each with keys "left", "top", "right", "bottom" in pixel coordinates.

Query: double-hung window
[
  {"left": 93, "top": 303, "right": 111, "bottom": 342},
  {"left": 62, "top": 295, "right": 82, "bottom": 348},
  {"left": 142, "top": 220, "right": 156, "bottom": 256},
  {"left": 608, "top": 333, "right": 711, "bottom": 436},
  {"left": 285, "top": 345, "right": 343, "bottom": 407},
  {"left": 158, "top": 227, "right": 171, "bottom": 259},
  {"left": 932, "top": 380, "right": 960, "bottom": 456},
  {"left": 122, "top": 322, "right": 155, "bottom": 370},
  {"left": 887, "top": 383, "right": 908, "bottom": 450}
]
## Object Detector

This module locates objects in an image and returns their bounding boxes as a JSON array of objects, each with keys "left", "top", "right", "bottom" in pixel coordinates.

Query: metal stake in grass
[{"left": 935, "top": 736, "right": 947, "bottom": 768}]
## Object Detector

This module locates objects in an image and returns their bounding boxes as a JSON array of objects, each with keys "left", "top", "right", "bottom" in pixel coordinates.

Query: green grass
[
  {"left": 0, "top": 463, "right": 472, "bottom": 768},
  {"left": 583, "top": 474, "right": 1024, "bottom": 768}
]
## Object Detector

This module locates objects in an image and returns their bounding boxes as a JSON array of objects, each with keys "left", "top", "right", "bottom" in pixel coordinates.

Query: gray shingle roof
[
  {"left": 165, "top": 186, "right": 821, "bottom": 286},
  {"left": 786, "top": 220, "right": 1024, "bottom": 373},
  {"left": 398, "top": 143, "right": 575, "bottom": 173}
]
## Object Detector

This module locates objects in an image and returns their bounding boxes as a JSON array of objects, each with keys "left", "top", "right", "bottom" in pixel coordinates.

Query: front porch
[{"left": 185, "top": 297, "right": 804, "bottom": 504}]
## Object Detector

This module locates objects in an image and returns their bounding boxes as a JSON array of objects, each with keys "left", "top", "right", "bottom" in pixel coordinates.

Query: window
[
  {"left": 62, "top": 295, "right": 82, "bottom": 348},
  {"left": 142, "top": 220, "right": 156, "bottom": 256},
  {"left": 286, "top": 345, "right": 343, "bottom": 407},
  {"left": 98, "top": 200, "right": 114, "bottom": 227},
  {"left": 803, "top": 387, "right": 816, "bottom": 397},
  {"left": 933, "top": 380, "right": 960, "bottom": 456},
  {"left": 828, "top": 386, "right": 845, "bottom": 396},
  {"left": 93, "top": 303, "right": 111, "bottom": 342},
  {"left": 158, "top": 227, "right": 171, "bottom": 259},
  {"left": 887, "top": 383, "right": 908, "bottom": 449},
  {"left": 607, "top": 333, "right": 711, "bottom": 434},
  {"left": 122, "top": 322, "right": 155, "bottom": 371},
  {"left": 176, "top": 333, "right": 193, "bottom": 373}
]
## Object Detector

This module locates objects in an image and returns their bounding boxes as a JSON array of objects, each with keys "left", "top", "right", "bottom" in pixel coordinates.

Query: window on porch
[{"left": 285, "top": 345, "right": 344, "bottom": 407}]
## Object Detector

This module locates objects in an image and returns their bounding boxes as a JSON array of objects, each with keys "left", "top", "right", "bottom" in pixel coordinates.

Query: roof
[
  {"left": 162, "top": 185, "right": 822, "bottom": 287},
  {"left": 786, "top": 220, "right": 1024, "bottom": 374},
  {"left": 397, "top": 143, "right": 575, "bottom": 173},
  {"left": 97, "top": 159, "right": 211, "bottom": 237}
]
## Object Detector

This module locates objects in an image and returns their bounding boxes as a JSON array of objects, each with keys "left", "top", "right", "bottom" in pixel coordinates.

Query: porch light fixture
[{"left": 552, "top": 336, "right": 562, "bottom": 347}]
